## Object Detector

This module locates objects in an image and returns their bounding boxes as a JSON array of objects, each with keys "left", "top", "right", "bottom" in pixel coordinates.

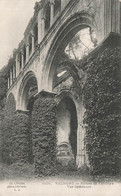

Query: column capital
[
  {"left": 50, "top": 0, "right": 55, "bottom": 5},
  {"left": 42, "top": 15, "right": 46, "bottom": 20},
  {"left": 41, "top": 8, "right": 46, "bottom": 20},
  {"left": 16, "top": 53, "right": 19, "bottom": 58},
  {"left": 20, "top": 49, "right": 24, "bottom": 55},
  {"left": 25, "top": 43, "right": 29, "bottom": 47},
  {"left": 30, "top": 30, "right": 35, "bottom": 37},
  {"left": 14, "top": 110, "right": 30, "bottom": 117},
  {"left": 31, "top": 34, "right": 35, "bottom": 37},
  {"left": 34, "top": 90, "right": 56, "bottom": 101}
]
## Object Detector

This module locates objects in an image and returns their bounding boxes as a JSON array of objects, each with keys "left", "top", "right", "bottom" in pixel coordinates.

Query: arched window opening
[
  {"left": 65, "top": 27, "right": 97, "bottom": 60},
  {"left": 20, "top": 74, "right": 38, "bottom": 113},
  {"left": 34, "top": 23, "right": 38, "bottom": 47},
  {"left": 54, "top": 0, "right": 61, "bottom": 16},
  {"left": 57, "top": 97, "right": 77, "bottom": 165},
  {"left": 45, "top": 2, "right": 50, "bottom": 32},
  {"left": 43, "top": 12, "right": 98, "bottom": 93},
  {"left": 52, "top": 27, "right": 97, "bottom": 91},
  {"left": 26, "top": 77, "right": 38, "bottom": 113},
  {"left": 29, "top": 35, "right": 32, "bottom": 56},
  {"left": 53, "top": 62, "right": 71, "bottom": 89}
]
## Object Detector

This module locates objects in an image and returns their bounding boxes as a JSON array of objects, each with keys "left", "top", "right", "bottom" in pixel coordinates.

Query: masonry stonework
[{"left": 3, "top": 0, "right": 121, "bottom": 173}]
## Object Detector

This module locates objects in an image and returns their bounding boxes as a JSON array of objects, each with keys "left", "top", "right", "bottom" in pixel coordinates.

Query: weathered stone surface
[{"left": 3, "top": 0, "right": 121, "bottom": 170}]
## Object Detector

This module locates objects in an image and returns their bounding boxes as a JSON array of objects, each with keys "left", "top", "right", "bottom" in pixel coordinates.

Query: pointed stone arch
[
  {"left": 42, "top": 11, "right": 98, "bottom": 91},
  {"left": 18, "top": 71, "right": 38, "bottom": 111}
]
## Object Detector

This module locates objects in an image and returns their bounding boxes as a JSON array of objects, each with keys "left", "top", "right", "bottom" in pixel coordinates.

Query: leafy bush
[
  {"left": 56, "top": 158, "right": 77, "bottom": 173},
  {"left": 1, "top": 162, "right": 34, "bottom": 180},
  {"left": 77, "top": 165, "right": 89, "bottom": 176}
]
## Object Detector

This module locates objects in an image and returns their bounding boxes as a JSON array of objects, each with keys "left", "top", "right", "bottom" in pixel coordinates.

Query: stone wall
[
  {"left": 32, "top": 91, "right": 57, "bottom": 177},
  {"left": 83, "top": 34, "right": 121, "bottom": 175}
]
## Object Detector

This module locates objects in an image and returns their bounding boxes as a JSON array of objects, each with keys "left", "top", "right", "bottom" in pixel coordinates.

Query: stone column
[
  {"left": 38, "top": 9, "right": 42, "bottom": 43},
  {"left": 41, "top": 9, "right": 45, "bottom": 39},
  {"left": 10, "top": 110, "right": 31, "bottom": 163},
  {"left": 104, "top": 0, "right": 120, "bottom": 36},
  {"left": 32, "top": 91, "right": 57, "bottom": 176},
  {"left": 8, "top": 76, "right": 10, "bottom": 89},
  {"left": 12, "top": 67, "right": 14, "bottom": 83},
  {"left": 12, "top": 65, "right": 15, "bottom": 81},
  {"left": 50, "top": 0, "right": 55, "bottom": 26},
  {"left": 76, "top": 100, "right": 86, "bottom": 168},
  {"left": 16, "top": 54, "right": 19, "bottom": 77},
  {"left": 111, "top": 0, "right": 120, "bottom": 33},
  {"left": 13, "top": 64, "right": 16, "bottom": 79},
  {"left": 10, "top": 69, "right": 13, "bottom": 86},
  {"left": 21, "top": 51, "right": 24, "bottom": 69},
  {"left": 26, "top": 43, "right": 29, "bottom": 63},
  {"left": 32, "top": 34, "right": 35, "bottom": 53}
]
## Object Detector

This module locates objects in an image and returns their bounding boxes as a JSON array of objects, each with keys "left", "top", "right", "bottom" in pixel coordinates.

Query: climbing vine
[
  {"left": 1, "top": 113, "right": 32, "bottom": 165},
  {"left": 83, "top": 47, "right": 121, "bottom": 175},
  {"left": 32, "top": 92, "right": 57, "bottom": 177}
]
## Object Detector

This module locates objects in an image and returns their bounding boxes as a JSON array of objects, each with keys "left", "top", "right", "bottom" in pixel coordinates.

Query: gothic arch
[
  {"left": 56, "top": 90, "right": 78, "bottom": 106},
  {"left": 18, "top": 71, "right": 38, "bottom": 110},
  {"left": 42, "top": 11, "right": 98, "bottom": 91},
  {"left": 56, "top": 91, "right": 78, "bottom": 161}
]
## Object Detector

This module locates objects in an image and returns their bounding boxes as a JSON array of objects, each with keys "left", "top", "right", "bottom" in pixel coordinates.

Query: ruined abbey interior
[{"left": 1, "top": 0, "right": 121, "bottom": 177}]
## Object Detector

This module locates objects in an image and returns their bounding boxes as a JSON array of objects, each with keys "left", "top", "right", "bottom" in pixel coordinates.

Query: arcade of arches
[{"left": 2, "top": 0, "right": 121, "bottom": 176}]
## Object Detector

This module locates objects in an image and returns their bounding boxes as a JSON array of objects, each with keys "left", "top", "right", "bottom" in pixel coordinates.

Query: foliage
[
  {"left": 0, "top": 117, "right": 12, "bottom": 165},
  {"left": 11, "top": 113, "right": 32, "bottom": 163},
  {"left": 32, "top": 92, "right": 57, "bottom": 177},
  {"left": 83, "top": 47, "right": 121, "bottom": 175},
  {"left": 56, "top": 159, "right": 77, "bottom": 174},
  {"left": 1, "top": 113, "right": 32, "bottom": 165},
  {"left": 5, "top": 93, "right": 16, "bottom": 117},
  {"left": 65, "top": 28, "right": 95, "bottom": 60},
  {"left": 0, "top": 65, "right": 10, "bottom": 122},
  {"left": 0, "top": 65, "right": 9, "bottom": 100},
  {"left": 0, "top": 58, "right": 15, "bottom": 121},
  {"left": 1, "top": 162, "right": 34, "bottom": 180},
  {"left": 77, "top": 165, "right": 89, "bottom": 176}
]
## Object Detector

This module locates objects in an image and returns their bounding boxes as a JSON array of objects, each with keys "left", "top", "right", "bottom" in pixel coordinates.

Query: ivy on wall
[
  {"left": 0, "top": 32, "right": 121, "bottom": 178},
  {"left": 1, "top": 113, "right": 32, "bottom": 165},
  {"left": 32, "top": 92, "right": 57, "bottom": 177},
  {"left": 10, "top": 113, "right": 32, "bottom": 163},
  {"left": 83, "top": 47, "right": 121, "bottom": 175},
  {"left": 5, "top": 93, "right": 16, "bottom": 117},
  {"left": 0, "top": 64, "right": 14, "bottom": 163},
  {"left": 1, "top": 117, "right": 12, "bottom": 164},
  {"left": 0, "top": 66, "right": 10, "bottom": 123}
]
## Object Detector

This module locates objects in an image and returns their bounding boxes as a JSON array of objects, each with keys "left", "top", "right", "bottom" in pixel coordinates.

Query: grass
[
  {"left": 0, "top": 163, "right": 120, "bottom": 183},
  {"left": 0, "top": 162, "right": 35, "bottom": 180}
]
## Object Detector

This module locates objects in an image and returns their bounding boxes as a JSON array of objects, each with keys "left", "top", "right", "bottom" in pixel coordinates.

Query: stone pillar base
[
  {"left": 15, "top": 109, "right": 29, "bottom": 116},
  {"left": 76, "top": 154, "right": 86, "bottom": 168}
]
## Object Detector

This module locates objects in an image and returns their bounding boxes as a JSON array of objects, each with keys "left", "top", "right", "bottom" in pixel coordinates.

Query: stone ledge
[
  {"left": 34, "top": 90, "right": 57, "bottom": 100},
  {"left": 14, "top": 110, "right": 30, "bottom": 116}
]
